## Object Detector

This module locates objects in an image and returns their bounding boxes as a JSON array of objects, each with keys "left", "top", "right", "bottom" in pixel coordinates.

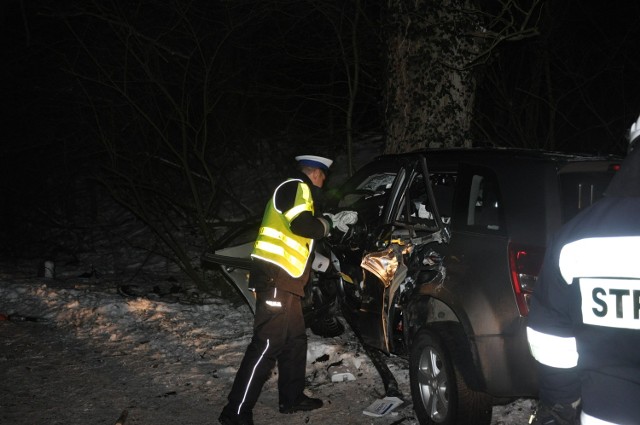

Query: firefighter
[
  {"left": 526, "top": 116, "right": 640, "bottom": 425},
  {"left": 218, "top": 155, "right": 334, "bottom": 425}
]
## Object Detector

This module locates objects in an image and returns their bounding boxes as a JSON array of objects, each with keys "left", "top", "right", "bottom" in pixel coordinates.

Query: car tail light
[{"left": 508, "top": 243, "right": 545, "bottom": 316}]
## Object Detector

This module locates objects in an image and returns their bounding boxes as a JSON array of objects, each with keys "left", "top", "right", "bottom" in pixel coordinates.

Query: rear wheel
[{"left": 409, "top": 328, "right": 492, "bottom": 425}]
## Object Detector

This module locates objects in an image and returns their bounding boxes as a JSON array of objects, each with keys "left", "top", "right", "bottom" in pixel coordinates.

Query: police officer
[
  {"left": 526, "top": 116, "right": 640, "bottom": 425},
  {"left": 219, "top": 155, "right": 334, "bottom": 425}
]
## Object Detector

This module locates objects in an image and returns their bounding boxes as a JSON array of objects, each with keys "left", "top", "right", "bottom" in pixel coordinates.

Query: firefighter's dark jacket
[{"left": 526, "top": 147, "right": 640, "bottom": 424}]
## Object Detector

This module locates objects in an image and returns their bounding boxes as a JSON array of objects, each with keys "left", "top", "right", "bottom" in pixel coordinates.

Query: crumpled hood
[{"left": 605, "top": 147, "right": 640, "bottom": 197}]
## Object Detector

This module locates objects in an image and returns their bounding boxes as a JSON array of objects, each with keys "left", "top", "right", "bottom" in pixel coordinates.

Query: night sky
[
  {"left": 3, "top": 2, "right": 640, "bottom": 158},
  {"left": 474, "top": 0, "right": 640, "bottom": 153}
]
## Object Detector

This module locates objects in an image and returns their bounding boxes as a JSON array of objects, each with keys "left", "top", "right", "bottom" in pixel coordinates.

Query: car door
[{"left": 201, "top": 225, "right": 259, "bottom": 312}]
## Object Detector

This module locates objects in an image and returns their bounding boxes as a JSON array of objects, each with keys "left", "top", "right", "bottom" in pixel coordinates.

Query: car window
[
  {"left": 357, "top": 173, "right": 396, "bottom": 192},
  {"left": 453, "top": 167, "right": 504, "bottom": 233},
  {"left": 396, "top": 173, "right": 441, "bottom": 231},
  {"left": 337, "top": 172, "right": 396, "bottom": 209},
  {"left": 329, "top": 164, "right": 403, "bottom": 229},
  {"left": 468, "top": 174, "right": 502, "bottom": 230},
  {"left": 397, "top": 173, "right": 431, "bottom": 224},
  {"left": 559, "top": 170, "right": 616, "bottom": 223},
  {"left": 430, "top": 173, "right": 456, "bottom": 224}
]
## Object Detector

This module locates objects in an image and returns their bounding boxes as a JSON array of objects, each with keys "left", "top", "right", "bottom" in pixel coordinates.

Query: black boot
[
  {"left": 279, "top": 394, "right": 323, "bottom": 414},
  {"left": 218, "top": 406, "right": 254, "bottom": 425},
  {"left": 530, "top": 400, "right": 580, "bottom": 425}
]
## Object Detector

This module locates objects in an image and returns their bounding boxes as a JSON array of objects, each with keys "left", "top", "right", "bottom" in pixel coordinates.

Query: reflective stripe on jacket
[
  {"left": 528, "top": 236, "right": 640, "bottom": 369},
  {"left": 527, "top": 219, "right": 640, "bottom": 423},
  {"left": 251, "top": 179, "right": 314, "bottom": 278}
]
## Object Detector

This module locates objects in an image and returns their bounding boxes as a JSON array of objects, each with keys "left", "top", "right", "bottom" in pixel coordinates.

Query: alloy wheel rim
[{"left": 417, "top": 345, "right": 449, "bottom": 422}]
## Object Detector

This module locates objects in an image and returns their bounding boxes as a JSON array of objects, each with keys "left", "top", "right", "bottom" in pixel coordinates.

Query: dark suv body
[{"left": 205, "top": 148, "right": 621, "bottom": 425}]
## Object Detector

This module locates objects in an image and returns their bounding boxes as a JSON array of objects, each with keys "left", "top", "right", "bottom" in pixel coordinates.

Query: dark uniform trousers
[{"left": 225, "top": 287, "right": 307, "bottom": 416}]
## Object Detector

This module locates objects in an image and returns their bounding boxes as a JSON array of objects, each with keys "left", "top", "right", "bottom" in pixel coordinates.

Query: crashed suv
[{"left": 204, "top": 148, "right": 621, "bottom": 425}]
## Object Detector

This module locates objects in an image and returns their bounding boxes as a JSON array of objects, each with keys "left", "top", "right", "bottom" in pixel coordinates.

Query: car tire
[
  {"left": 309, "top": 313, "right": 345, "bottom": 337},
  {"left": 409, "top": 327, "right": 492, "bottom": 425}
]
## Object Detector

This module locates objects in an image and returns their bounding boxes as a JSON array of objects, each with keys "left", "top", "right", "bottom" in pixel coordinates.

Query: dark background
[
  {"left": 1, "top": 0, "right": 639, "bottom": 263},
  {"left": 3, "top": 2, "right": 640, "bottom": 167}
]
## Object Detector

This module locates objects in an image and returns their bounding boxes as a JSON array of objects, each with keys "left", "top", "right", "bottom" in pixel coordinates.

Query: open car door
[
  {"left": 202, "top": 240, "right": 256, "bottom": 313},
  {"left": 201, "top": 222, "right": 262, "bottom": 312}
]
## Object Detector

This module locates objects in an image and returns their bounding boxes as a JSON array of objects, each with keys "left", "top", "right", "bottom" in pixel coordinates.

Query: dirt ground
[{"left": 1, "top": 319, "right": 217, "bottom": 425}]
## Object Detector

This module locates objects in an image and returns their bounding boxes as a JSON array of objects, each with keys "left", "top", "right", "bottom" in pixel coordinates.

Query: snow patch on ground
[{"left": 0, "top": 266, "right": 535, "bottom": 425}]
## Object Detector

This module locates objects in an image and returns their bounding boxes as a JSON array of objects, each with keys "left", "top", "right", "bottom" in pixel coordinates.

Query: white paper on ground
[
  {"left": 328, "top": 364, "right": 357, "bottom": 383},
  {"left": 362, "top": 396, "right": 403, "bottom": 417},
  {"left": 331, "top": 372, "right": 356, "bottom": 382}
]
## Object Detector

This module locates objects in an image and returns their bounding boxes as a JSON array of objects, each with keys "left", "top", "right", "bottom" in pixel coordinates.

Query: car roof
[
  {"left": 349, "top": 147, "right": 622, "bottom": 245},
  {"left": 380, "top": 147, "right": 619, "bottom": 165}
]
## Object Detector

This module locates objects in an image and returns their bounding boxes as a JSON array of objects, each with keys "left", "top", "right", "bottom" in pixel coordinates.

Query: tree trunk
[{"left": 383, "top": 0, "right": 481, "bottom": 153}]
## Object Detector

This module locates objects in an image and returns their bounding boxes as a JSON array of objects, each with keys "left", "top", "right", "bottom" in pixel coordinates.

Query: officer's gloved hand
[
  {"left": 325, "top": 211, "right": 358, "bottom": 232},
  {"left": 530, "top": 399, "right": 580, "bottom": 425},
  {"left": 323, "top": 211, "right": 358, "bottom": 242}
]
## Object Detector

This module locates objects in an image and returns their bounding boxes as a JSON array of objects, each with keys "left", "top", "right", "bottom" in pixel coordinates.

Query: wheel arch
[
  {"left": 406, "top": 296, "right": 487, "bottom": 392},
  {"left": 409, "top": 324, "right": 493, "bottom": 425}
]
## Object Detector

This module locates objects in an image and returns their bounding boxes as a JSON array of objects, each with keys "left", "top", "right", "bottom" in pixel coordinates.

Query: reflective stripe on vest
[{"left": 251, "top": 179, "right": 314, "bottom": 278}]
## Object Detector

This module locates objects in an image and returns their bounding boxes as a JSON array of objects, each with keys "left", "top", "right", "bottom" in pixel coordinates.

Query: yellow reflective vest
[{"left": 251, "top": 179, "right": 314, "bottom": 278}]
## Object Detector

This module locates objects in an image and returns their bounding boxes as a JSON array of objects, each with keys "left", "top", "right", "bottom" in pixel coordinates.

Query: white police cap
[{"left": 295, "top": 155, "right": 333, "bottom": 172}]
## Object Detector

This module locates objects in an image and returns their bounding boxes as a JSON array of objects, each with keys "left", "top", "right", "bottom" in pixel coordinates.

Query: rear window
[{"left": 559, "top": 162, "right": 619, "bottom": 223}]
